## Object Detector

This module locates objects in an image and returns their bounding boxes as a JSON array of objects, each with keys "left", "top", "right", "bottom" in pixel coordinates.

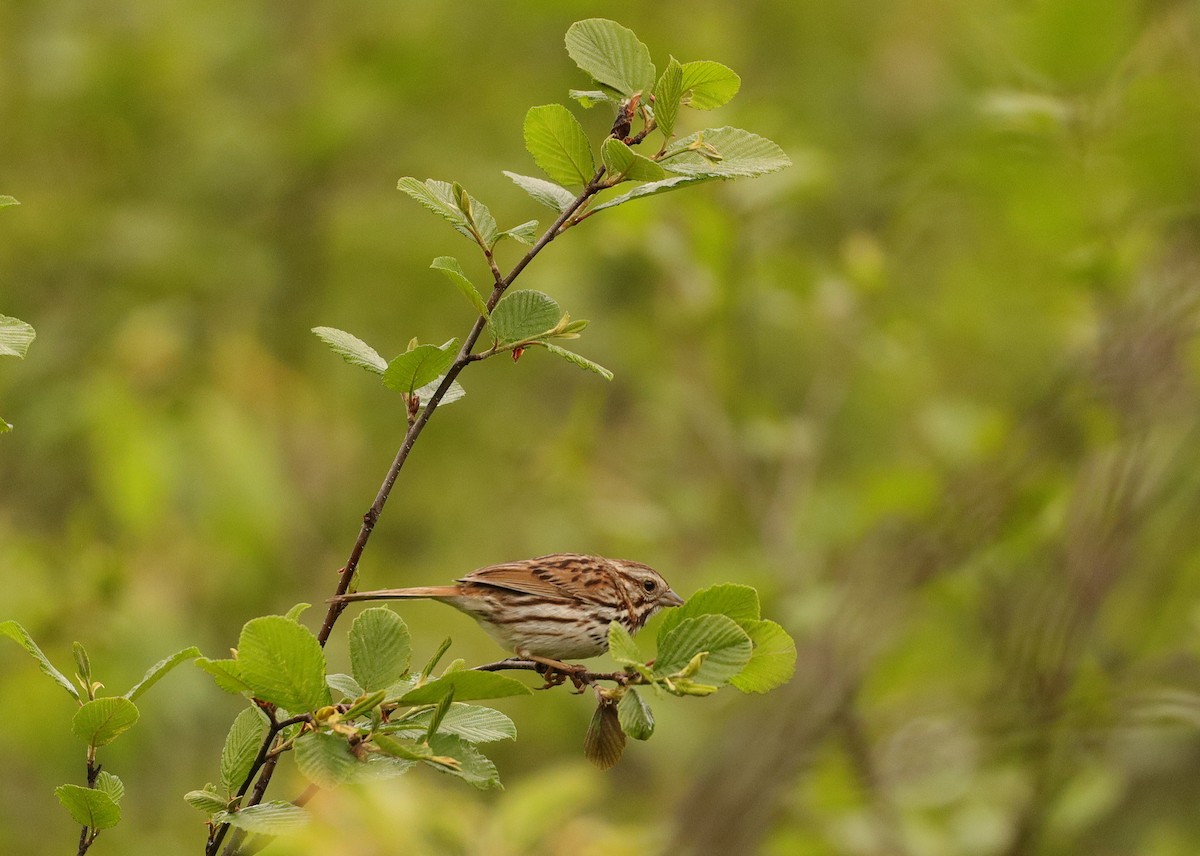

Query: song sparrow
[{"left": 334, "top": 553, "right": 684, "bottom": 661}]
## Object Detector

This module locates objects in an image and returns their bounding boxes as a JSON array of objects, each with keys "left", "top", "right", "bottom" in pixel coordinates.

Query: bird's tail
[{"left": 334, "top": 586, "right": 462, "bottom": 603}]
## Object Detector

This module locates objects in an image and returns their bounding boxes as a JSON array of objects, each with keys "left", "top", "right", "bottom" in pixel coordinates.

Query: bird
[{"left": 333, "top": 553, "right": 683, "bottom": 665}]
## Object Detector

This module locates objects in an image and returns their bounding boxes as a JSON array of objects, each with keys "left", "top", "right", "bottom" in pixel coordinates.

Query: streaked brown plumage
[{"left": 334, "top": 553, "right": 683, "bottom": 660}]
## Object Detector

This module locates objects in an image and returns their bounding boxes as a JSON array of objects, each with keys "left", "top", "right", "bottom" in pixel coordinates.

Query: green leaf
[
  {"left": 184, "top": 789, "right": 227, "bottom": 815},
  {"left": 0, "top": 196, "right": 18, "bottom": 208},
  {"left": 583, "top": 699, "right": 626, "bottom": 770},
  {"left": 617, "top": 688, "right": 655, "bottom": 740},
  {"left": 568, "top": 88, "right": 621, "bottom": 108},
  {"left": 414, "top": 374, "right": 466, "bottom": 407},
  {"left": 729, "top": 619, "right": 797, "bottom": 693},
  {"left": 589, "top": 175, "right": 712, "bottom": 214},
  {"left": 398, "top": 671, "right": 532, "bottom": 705},
  {"left": 601, "top": 138, "right": 667, "bottom": 183},
  {"left": 499, "top": 219, "right": 539, "bottom": 245},
  {"left": 73, "top": 642, "right": 92, "bottom": 686},
  {"left": 95, "top": 772, "right": 125, "bottom": 804},
  {"left": 326, "top": 672, "right": 363, "bottom": 700},
  {"left": 565, "top": 19, "right": 656, "bottom": 96},
  {"left": 680, "top": 61, "right": 741, "bottom": 110},
  {"left": 0, "top": 620, "right": 80, "bottom": 700},
  {"left": 397, "top": 178, "right": 497, "bottom": 245},
  {"left": 220, "top": 706, "right": 270, "bottom": 795},
  {"left": 383, "top": 341, "right": 459, "bottom": 396},
  {"left": 523, "top": 105, "right": 595, "bottom": 187},
  {"left": 235, "top": 616, "right": 330, "bottom": 712},
  {"left": 194, "top": 658, "right": 256, "bottom": 695},
  {"left": 537, "top": 342, "right": 614, "bottom": 381},
  {"left": 124, "top": 646, "right": 201, "bottom": 701},
  {"left": 294, "top": 731, "right": 363, "bottom": 788},
  {"left": 72, "top": 697, "right": 141, "bottom": 747},
  {"left": 0, "top": 316, "right": 36, "bottom": 359},
  {"left": 55, "top": 785, "right": 121, "bottom": 830},
  {"left": 503, "top": 171, "right": 577, "bottom": 213},
  {"left": 663, "top": 127, "right": 791, "bottom": 178},
  {"left": 657, "top": 582, "right": 761, "bottom": 640},
  {"left": 311, "top": 327, "right": 387, "bottom": 375},
  {"left": 285, "top": 603, "right": 311, "bottom": 622},
  {"left": 430, "top": 257, "right": 491, "bottom": 320},
  {"left": 349, "top": 607, "right": 412, "bottom": 692},
  {"left": 607, "top": 622, "right": 644, "bottom": 669},
  {"left": 386, "top": 703, "right": 516, "bottom": 743},
  {"left": 654, "top": 57, "right": 684, "bottom": 138},
  {"left": 490, "top": 290, "right": 562, "bottom": 345},
  {"left": 426, "top": 733, "right": 501, "bottom": 789},
  {"left": 372, "top": 733, "right": 435, "bottom": 761},
  {"left": 213, "top": 802, "right": 309, "bottom": 835},
  {"left": 654, "top": 614, "right": 753, "bottom": 685}
]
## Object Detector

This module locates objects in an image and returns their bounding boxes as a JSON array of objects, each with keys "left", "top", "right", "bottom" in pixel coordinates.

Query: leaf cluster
[
  {"left": 0, "top": 621, "right": 197, "bottom": 844},
  {"left": 585, "top": 584, "right": 797, "bottom": 768}
]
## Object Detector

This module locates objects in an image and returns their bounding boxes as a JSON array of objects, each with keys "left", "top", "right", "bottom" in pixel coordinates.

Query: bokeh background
[{"left": 4, "top": 1, "right": 1200, "bottom": 854}]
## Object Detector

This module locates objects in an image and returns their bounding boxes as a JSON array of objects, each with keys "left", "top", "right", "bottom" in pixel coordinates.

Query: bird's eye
[{"left": 643, "top": 579, "right": 657, "bottom": 593}]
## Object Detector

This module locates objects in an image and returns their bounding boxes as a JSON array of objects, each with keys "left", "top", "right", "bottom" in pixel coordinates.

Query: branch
[{"left": 208, "top": 175, "right": 607, "bottom": 856}]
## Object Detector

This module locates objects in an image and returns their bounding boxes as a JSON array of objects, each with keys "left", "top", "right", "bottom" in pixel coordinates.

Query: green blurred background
[{"left": 4, "top": 0, "right": 1200, "bottom": 853}]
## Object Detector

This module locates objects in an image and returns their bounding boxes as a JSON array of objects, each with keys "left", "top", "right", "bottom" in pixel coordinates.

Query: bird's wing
[{"left": 458, "top": 554, "right": 609, "bottom": 601}]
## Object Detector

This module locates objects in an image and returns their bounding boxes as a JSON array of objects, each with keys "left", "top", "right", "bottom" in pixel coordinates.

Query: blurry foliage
[{"left": 3, "top": 1, "right": 1200, "bottom": 855}]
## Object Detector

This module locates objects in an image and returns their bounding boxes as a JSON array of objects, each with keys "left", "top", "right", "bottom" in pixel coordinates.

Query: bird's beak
[{"left": 662, "top": 589, "right": 685, "bottom": 607}]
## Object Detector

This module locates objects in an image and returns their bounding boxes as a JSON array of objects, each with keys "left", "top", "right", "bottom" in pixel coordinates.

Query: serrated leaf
[
  {"left": 72, "top": 697, "right": 141, "bottom": 747},
  {"left": 55, "top": 785, "right": 121, "bottom": 830},
  {"left": 213, "top": 802, "right": 309, "bottom": 835},
  {"left": 654, "top": 614, "right": 753, "bottom": 685},
  {"left": 430, "top": 257, "right": 491, "bottom": 319},
  {"left": 0, "top": 316, "right": 36, "bottom": 359},
  {"left": 413, "top": 375, "right": 466, "bottom": 406},
  {"left": 600, "top": 138, "right": 667, "bottom": 183},
  {"left": 680, "top": 61, "right": 741, "bottom": 110},
  {"left": 350, "top": 607, "right": 412, "bottom": 692},
  {"left": 617, "top": 688, "right": 655, "bottom": 740},
  {"left": 657, "top": 583, "right": 760, "bottom": 640},
  {"left": 565, "top": 19, "right": 656, "bottom": 97},
  {"left": 524, "top": 105, "right": 595, "bottom": 187},
  {"left": 0, "top": 620, "right": 80, "bottom": 700},
  {"left": 537, "top": 342, "right": 614, "bottom": 380},
  {"left": 124, "top": 646, "right": 201, "bottom": 701},
  {"left": 294, "top": 731, "right": 364, "bottom": 788},
  {"left": 383, "top": 341, "right": 458, "bottom": 396},
  {"left": 490, "top": 290, "right": 562, "bottom": 344},
  {"left": 607, "top": 622, "right": 644, "bottom": 668},
  {"left": 221, "top": 706, "right": 270, "bottom": 795},
  {"left": 663, "top": 127, "right": 791, "bottom": 178},
  {"left": 655, "top": 58, "right": 684, "bottom": 138},
  {"left": 569, "top": 89, "right": 620, "bottom": 108},
  {"left": 311, "top": 327, "right": 387, "bottom": 375},
  {"left": 426, "top": 733, "right": 501, "bottom": 789},
  {"left": 499, "top": 219, "right": 539, "bottom": 245},
  {"left": 326, "top": 672, "right": 364, "bottom": 700},
  {"left": 185, "top": 789, "right": 227, "bottom": 814},
  {"left": 503, "top": 171, "right": 577, "bottom": 213},
  {"left": 0, "top": 196, "right": 18, "bottom": 208},
  {"left": 95, "top": 772, "right": 125, "bottom": 804},
  {"left": 398, "top": 671, "right": 532, "bottom": 705},
  {"left": 386, "top": 703, "right": 517, "bottom": 743},
  {"left": 584, "top": 699, "right": 626, "bottom": 770},
  {"left": 589, "top": 174, "right": 713, "bottom": 214},
  {"left": 729, "top": 619, "right": 797, "bottom": 693},
  {"left": 397, "top": 178, "right": 497, "bottom": 246},
  {"left": 194, "top": 658, "right": 255, "bottom": 695},
  {"left": 235, "top": 616, "right": 330, "bottom": 712}
]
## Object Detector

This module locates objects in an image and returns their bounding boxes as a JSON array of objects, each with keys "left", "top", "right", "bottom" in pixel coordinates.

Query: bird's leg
[{"left": 526, "top": 654, "right": 589, "bottom": 692}]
